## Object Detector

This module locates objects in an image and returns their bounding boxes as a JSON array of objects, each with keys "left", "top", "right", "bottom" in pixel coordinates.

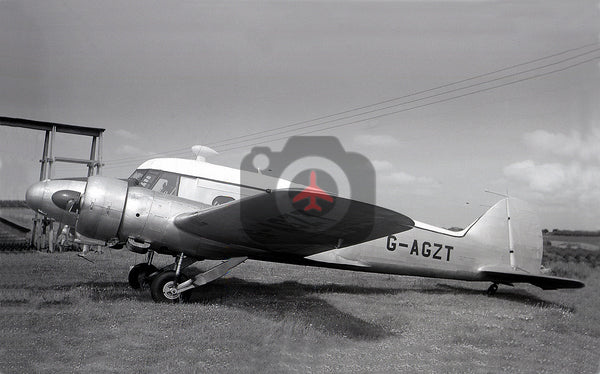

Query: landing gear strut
[
  {"left": 486, "top": 283, "right": 499, "bottom": 296},
  {"left": 148, "top": 253, "right": 248, "bottom": 303}
]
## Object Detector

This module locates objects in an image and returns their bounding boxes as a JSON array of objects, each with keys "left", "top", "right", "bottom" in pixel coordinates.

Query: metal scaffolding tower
[{"left": 0, "top": 116, "right": 106, "bottom": 251}]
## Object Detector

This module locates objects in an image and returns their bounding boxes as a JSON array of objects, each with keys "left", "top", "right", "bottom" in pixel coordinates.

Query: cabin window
[
  {"left": 151, "top": 172, "right": 180, "bottom": 196},
  {"left": 212, "top": 196, "right": 235, "bottom": 206}
]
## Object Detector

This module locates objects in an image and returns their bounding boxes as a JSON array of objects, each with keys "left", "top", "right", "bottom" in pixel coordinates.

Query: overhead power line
[
  {"left": 103, "top": 43, "right": 599, "bottom": 166},
  {"left": 201, "top": 42, "right": 600, "bottom": 149},
  {"left": 101, "top": 43, "right": 600, "bottom": 170},
  {"left": 214, "top": 54, "right": 600, "bottom": 154},
  {"left": 211, "top": 47, "right": 600, "bottom": 150}
]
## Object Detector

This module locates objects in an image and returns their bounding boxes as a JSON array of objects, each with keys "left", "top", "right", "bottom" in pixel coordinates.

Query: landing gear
[
  {"left": 150, "top": 270, "right": 192, "bottom": 303},
  {"left": 128, "top": 263, "right": 158, "bottom": 289},
  {"left": 149, "top": 253, "right": 191, "bottom": 303},
  {"left": 486, "top": 283, "right": 499, "bottom": 296},
  {"left": 128, "top": 250, "right": 158, "bottom": 289},
  {"left": 147, "top": 253, "right": 248, "bottom": 303}
]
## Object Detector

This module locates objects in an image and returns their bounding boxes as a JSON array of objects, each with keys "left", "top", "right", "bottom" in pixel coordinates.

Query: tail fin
[
  {"left": 465, "top": 198, "right": 543, "bottom": 274},
  {"left": 466, "top": 198, "right": 583, "bottom": 289}
]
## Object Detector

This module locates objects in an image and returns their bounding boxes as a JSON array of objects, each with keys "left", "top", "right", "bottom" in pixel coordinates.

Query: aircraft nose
[
  {"left": 25, "top": 179, "right": 88, "bottom": 225},
  {"left": 25, "top": 181, "right": 47, "bottom": 213}
]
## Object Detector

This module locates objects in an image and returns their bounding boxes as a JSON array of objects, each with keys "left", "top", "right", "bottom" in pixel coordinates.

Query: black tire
[
  {"left": 150, "top": 270, "right": 192, "bottom": 303},
  {"left": 128, "top": 263, "right": 158, "bottom": 289},
  {"left": 486, "top": 283, "right": 498, "bottom": 296}
]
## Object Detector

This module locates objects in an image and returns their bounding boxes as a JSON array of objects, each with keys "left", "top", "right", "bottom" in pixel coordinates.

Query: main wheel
[
  {"left": 128, "top": 263, "right": 158, "bottom": 289},
  {"left": 150, "top": 270, "right": 192, "bottom": 303},
  {"left": 486, "top": 283, "right": 498, "bottom": 296}
]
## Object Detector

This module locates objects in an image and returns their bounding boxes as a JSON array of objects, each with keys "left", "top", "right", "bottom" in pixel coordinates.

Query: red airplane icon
[{"left": 292, "top": 170, "right": 334, "bottom": 212}]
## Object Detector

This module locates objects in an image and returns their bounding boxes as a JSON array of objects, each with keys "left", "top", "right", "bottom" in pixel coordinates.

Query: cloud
[
  {"left": 354, "top": 134, "right": 397, "bottom": 147},
  {"left": 372, "top": 159, "right": 441, "bottom": 196},
  {"left": 385, "top": 171, "right": 439, "bottom": 186},
  {"left": 503, "top": 128, "right": 600, "bottom": 228},
  {"left": 522, "top": 128, "right": 600, "bottom": 163},
  {"left": 504, "top": 160, "right": 566, "bottom": 193},
  {"left": 504, "top": 160, "right": 600, "bottom": 206},
  {"left": 114, "top": 129, "right": 138, "bottom": 140},
  {"left": 117, "top": 144, "right": 154, "bottom": 157},
  {"left": 0, "top": 156, "right": 2, "bottom": 170},
  {"left": 371, "top": 159, "right": 394, "bottom": 172}
]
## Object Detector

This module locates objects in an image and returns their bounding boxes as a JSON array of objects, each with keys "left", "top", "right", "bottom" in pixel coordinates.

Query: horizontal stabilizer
[
  {"left": 479, "top": 265, "right": 585, "bottom": 290},
  {"left": 174, "top": 189, "right": 414, "bottom": 256}
]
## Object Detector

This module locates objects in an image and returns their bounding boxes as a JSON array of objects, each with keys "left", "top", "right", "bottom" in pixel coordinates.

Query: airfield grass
[{"left": 1, "top": 249, "right": 599, "bottom": 373}]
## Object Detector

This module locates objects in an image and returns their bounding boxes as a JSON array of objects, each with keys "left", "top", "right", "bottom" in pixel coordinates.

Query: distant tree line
[
  {"left": 0, "top": 200, "right": 28, "bottom": 208},
  {"left": 543, "top": 228, "right": 600, "bottom": 237}
]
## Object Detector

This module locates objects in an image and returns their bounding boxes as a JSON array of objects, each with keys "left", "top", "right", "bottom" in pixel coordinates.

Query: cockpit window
[
  {"left": 151, "top": 172, "right": 180, "bottom": 196},
  {"left": 128, "top": 169, "right": 148, "bottom": 186},
  {"left": 138, "top": 170, "right": 161, "bottom": 189},
  {"left": 128, "top": 169, "right": 181, "bottom": 196}
]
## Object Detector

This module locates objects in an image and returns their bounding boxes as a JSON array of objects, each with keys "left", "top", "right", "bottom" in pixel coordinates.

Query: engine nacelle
[
  {"left": 74, "top": 175, "right": 202, "bottom": 255},
  {"left": 77, "top": 176, "right": 128, "bottom": 241}
]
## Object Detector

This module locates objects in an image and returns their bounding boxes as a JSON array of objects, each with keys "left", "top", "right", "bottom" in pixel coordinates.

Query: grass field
[{"left": 1, "top": 248, "right": 599, "bottom": 374}]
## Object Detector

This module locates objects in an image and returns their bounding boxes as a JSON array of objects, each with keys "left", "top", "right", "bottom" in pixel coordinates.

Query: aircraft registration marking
[{"left": 386, "top": 235, "right": 453, "bottom": 261}]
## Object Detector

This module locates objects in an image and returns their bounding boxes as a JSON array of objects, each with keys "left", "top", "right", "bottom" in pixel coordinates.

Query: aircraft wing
[
  {"left": 478, "top": 265, "right": 585, "bottom": 290},
  {"left": 174, "top": 189, "right": 414, "bottom": 256}
]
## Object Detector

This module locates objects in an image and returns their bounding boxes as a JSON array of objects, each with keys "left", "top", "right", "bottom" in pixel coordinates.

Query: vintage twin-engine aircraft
[{"left": 25, "top": 145, "right": 584, "bottom": 302}]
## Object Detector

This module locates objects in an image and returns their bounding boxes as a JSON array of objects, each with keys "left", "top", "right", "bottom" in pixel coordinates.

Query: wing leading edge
[{"left": 174, "top": 189, "right": 415, "bottom": 256}]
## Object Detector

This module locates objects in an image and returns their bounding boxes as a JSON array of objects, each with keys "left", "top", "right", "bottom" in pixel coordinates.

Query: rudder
[{"left": 465, "top": 198, "right": 543, "bottom": 274}]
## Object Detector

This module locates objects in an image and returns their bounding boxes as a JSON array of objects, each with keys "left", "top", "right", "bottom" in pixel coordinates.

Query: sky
[{"left": 0, "top": 1, "right": 599, "bottom": 230}]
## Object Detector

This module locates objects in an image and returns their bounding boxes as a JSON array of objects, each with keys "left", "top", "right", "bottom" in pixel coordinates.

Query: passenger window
[
  {"left": 212, "top": 196, "right": 235, "bottom": 206},
  {"left": 151, "top": 172, "right": 180, "bottom": 196}
]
